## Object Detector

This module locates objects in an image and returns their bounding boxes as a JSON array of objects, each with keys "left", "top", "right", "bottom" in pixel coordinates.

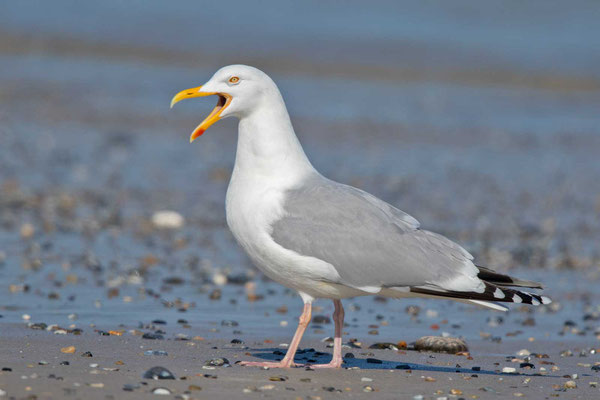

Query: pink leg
[
  {"left": 311, "top": 299, "right": 344, "bottom": 368},
  {"left": 239, "top": 302, "right": 312, "bottom": 368}
]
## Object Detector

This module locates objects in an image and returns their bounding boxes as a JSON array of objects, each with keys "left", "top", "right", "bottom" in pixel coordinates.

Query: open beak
[{"left": 170, "top": 86, "right": 232, "bottom": 142}]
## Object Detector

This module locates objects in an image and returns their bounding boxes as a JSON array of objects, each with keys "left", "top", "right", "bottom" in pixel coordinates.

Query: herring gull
[{"left": 170, "top": 65, "right": 551, "bottom": 368}]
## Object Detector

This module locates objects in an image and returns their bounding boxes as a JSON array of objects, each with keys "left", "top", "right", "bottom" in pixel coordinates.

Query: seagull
[{"left": 171, "top": 65, "right": 551, "bottom": 369}]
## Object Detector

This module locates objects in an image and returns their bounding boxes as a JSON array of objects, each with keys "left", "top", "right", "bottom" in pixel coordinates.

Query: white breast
[{"left": 225, "top": 170, "right": 354, "bottom": 298}]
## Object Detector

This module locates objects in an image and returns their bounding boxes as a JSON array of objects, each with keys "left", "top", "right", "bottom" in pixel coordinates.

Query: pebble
[
  {"left": 369, "top": 342, "right": 398, "bottom": 350},
  {"left": 519, "top": 362, "right": 535, "bottom": 369},
  {"left": 221, "top": 320, "right": 239, "bottom": 327},
  {"left": 361, "top": 377, "right": 373, "bottom": 382},
  {"left": 363, "top": 385, "right": 374, "bottom": 392},
  {"left": 143, "top": 366, "right": 176, "bottom": 380},
  {"left": 20, "top": 223, "right": 35, "bottom": 239},
  {"left": 0, "top": 389, "right": 5, "bottom": 396},
  {"left": 269, "top": 375, "right": 287, "bottom": 381},
  {"left": 142, "top": 333, "right": 164, "bottom": 340},
  {"left": 564, "top": 380, "right": 577, "bottom": 389},
  {"left": 123, "top": 384, "right": 140, "bottom": 391},
  {"left": 144, "top": 350, "right": 168, "bottom": 356},
  {"left": 81, "top": 351, "right": 93, "bottom": 357},
  {"left": 61, "top": 346, "right": 76, "bottom": 354},
  {"left": 204, "top": 358, "right": 230, "bottom": 367},
  {"left": 414, "top": 336, "right": 468, "bottom": 354},
  {"left": 516, "top": 349, "right": 531, "bottom": 357},
  {"left": 151, "top": 210, "right": 184, "bottom": 229},
  {"left": 312, "top": 315, "right": 331, "bottom": 324},
  {"left": 152, "top": 387, "right": 172, "bottom": 395},
  {"left": 502, "top": 367, "right": 517, "bottom": 374}
]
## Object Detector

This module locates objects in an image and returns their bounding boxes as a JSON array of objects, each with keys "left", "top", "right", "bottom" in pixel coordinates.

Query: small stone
[
  {"left": 414, "top": 336, "right": 468, "bottom": 354},
  {"left": 81, "top": 351, "right": 93, "bottom": 357},
  {"left": 502, "top": 367, "right": 517, "bottom": 374},
  {"left": 38, "top": 361, "right": 48, "bottom": 365},
  {"left": 188, "top": 385, "right": 202, "bottom": 391},
  {"left": 363, "top": 385, "right": 374, "bottom": 392},
  {"left": 361, "top": 377, "right": 373, "bottom": 382},
  {"left": 209, "top": 289, "right": 222, "bottom": 300},
  {"left": 152, "top": 387, "right": 171, "bottom": 395},
  {"left": 144, "top": 350, "right": 168, "bottom": 356},
  {"left": 22, "top": 314, "right": 31, "bottom": 321},
  {"left": 123, "top": 384, "right": 140, "bottom": 391},
  {"left": 269, "top": 375, "right": 287, "bottom": 381},
  {"left": 516, "top": 349, "right": 531, "bottom": 357},
  {"left": 424, "top": 376, "right": 436, "bottom": 382},
  {"left": 221, "top": 320, "right": 238, "bottom": 327},
  {"left": 564, "top": 380, "right": 577, "bottom": 389},
  {"left": 20, "top": 223, "right": 35, "bottom": 239},
  {"left": 151, "top": 211, "right": 184, "bottom": 229},
  {"left": 61, "top": 346, "right": 76, "bottom": 354},
  {"left": 142, "top": 333, "right": 164, "bottom": 340},
  {"left": 519, "top": 362, "right": 535, "bottom": 369},
  {"left": 369, "top": 343, "right": 398, "bottom": 350},
  {"left": 143, "top": 366, "right": 176, "bottom": 380},
  {"left": 0, "top": 389, "right": 6, "bottom": 396},
  {"left": 89, "top": 383, "right": 104, "bottom": 388},
  {"left": 59, "top": 361, "right": 70, "bottom": 366},
  {"left": 204, "top": 358, "right": 230, "bottom": 367},
  {"left": 450, "top": 388, "right": 463, "bottom": 395},
  {"left": 312, "top": 315, "right": 331, "bottom": 324}
]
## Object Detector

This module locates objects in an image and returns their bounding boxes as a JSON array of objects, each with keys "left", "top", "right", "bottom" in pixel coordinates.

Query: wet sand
[{"left": 1, "top": 322, "right": 599, "bottom": 399}]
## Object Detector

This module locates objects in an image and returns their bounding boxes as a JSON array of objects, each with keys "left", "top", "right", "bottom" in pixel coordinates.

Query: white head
[{"left": 170, "top": 65, "right": 281, "bottom": 142}]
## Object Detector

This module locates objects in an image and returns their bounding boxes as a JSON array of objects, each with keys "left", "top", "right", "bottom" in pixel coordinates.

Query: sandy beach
[{"left": 2, "top": 1, "right": 600, "bottom": 399}]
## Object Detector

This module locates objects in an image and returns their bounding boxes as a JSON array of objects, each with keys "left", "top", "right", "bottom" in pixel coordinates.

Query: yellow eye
[{"left": 229, "top": 76, "right": 240, "bottom": 84}]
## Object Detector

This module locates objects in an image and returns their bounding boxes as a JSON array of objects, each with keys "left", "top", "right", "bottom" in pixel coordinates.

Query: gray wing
[{"left": 271, "top": 175, "right": 483, "bottom": 293}]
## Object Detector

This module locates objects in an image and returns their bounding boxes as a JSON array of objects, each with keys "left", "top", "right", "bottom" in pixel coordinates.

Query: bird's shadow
[{"left": 244, "top": 347, "right": 551, "bottom": 376}]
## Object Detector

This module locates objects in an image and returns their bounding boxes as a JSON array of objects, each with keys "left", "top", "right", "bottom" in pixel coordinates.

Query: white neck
[{"left": 232, "top": 94, "right": 316, "bottom": 184}]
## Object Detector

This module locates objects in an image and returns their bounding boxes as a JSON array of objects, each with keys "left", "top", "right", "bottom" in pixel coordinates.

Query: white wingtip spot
[
  {"left": 493, "top": 288, "right": 505, "bottom": 299},
  {"left": 541, "top": 296, "right": 552, "bottom": 304},
  {"left": 531, "top": 298, "right": 540, "bottom": 306},
  {"left": 512, "top": 294, "right": 522, "bottom": 303}
]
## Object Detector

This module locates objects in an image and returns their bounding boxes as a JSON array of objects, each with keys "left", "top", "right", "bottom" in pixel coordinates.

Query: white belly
[{"left": 225, "top": 173, "right": 364, "bottom": 299}]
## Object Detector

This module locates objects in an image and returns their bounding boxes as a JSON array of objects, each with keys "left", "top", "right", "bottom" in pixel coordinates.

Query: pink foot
[
  {"left": 237, "top": 360, "right": 300, "bottom": 368},
  {"left": 308, "top": 361, "right": 343, "bottom": 369}
]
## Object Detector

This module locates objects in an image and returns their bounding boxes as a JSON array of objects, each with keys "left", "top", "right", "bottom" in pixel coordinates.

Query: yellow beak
[{"left": 170, "top": 86, "right": 232, "bottom": 142}]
